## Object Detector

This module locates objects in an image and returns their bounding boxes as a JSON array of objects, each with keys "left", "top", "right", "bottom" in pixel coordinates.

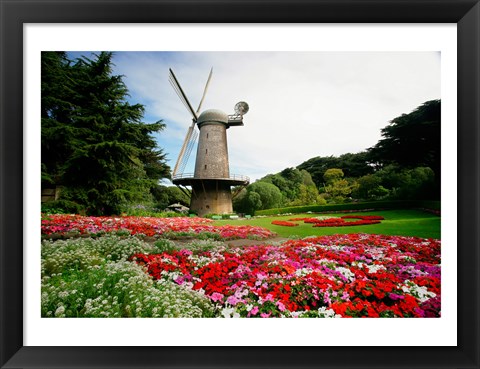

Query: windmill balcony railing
[{"left": 172, "top": 173, "right": 250, "bottom": 183}]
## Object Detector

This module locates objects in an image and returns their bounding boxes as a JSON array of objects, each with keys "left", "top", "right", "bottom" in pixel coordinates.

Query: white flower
[
  {"left": 401, "top": 281, "right": 436, "bottom": 302},
  {"left": 54, "top": 306, "right": 65, "bottom": 317},
  {"left": 335, "top": 267, "right": 355, "bottom": 281},
  {"left": 366, "top": 264, "right": 386, "bottom": 274},
  {"left": 221, "top": 307, "right": 235, "bottom": 318},
  {"left": 295, "top": 267, "right": 313, "bottom": 277},
  {"left": 317, "top": 306, "right": 342, "bottom": 318}
]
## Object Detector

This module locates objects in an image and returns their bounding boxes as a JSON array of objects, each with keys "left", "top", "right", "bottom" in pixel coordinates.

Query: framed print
[{"left": 1, "top": 0, "right": 479, "bottom": 368}]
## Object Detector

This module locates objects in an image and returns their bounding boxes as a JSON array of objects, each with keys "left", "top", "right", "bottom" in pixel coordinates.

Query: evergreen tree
[
  {"left": 41, "top": 52, "right": 170, "bottom": 215},
  {"left": 367, "top": 100, "right": 440, "bottom": 174}
]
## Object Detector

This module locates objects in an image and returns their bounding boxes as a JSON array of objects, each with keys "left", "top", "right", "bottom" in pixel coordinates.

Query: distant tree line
[{"left": 234, "top": 100, "right": 440, "bottom": 214}]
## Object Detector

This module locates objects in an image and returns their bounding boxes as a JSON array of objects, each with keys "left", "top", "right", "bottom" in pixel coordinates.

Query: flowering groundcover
[
  {"left": 41, "top": 214, "right": 274, "bottom": 240},
  {"left": 286, "top": 215, "right": 385, "bottom": 227},
  {"left": 271, "top": 220, "right": 299, "bottom": 227},
  {"left": 132, "top": 233, "right": 441, "bottom": 318}
]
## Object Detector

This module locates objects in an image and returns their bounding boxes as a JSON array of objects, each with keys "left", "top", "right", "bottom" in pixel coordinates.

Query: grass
[{"left": 212, "top": 209, "right": 440, "bottom": 239}]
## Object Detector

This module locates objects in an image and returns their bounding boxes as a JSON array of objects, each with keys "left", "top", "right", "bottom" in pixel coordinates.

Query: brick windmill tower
[{"left": 169, "top": 68, "right": 250, "bottom": 216}]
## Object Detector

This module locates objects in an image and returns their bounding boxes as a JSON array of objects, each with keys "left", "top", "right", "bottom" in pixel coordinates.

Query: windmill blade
[
  {"left": 172, "top": 124, "right": 196, "bottom": 177},
  {"left": 169, "top": 68, "right": 198, "bottom": 121},
  {"left": 196, "top": 67, "right": 213, "bottom": 115},
  {"left": 179, "top": 129, "right": 198, "bottom": 175}
]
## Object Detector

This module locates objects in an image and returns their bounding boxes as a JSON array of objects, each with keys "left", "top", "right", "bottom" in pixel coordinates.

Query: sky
[{"left": 68, "top": 51, "right": 440, "bottom": 184}]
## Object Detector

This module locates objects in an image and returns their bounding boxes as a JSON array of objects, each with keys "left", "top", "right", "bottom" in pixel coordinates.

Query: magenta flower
[
  {"left": 250, "top": 306, "right": 259, "bottom": 316},
  {"left": 227, "top": 295, "right": 244, "bottom": 306},
  {"left": 211, "top": 292, "right": 224, "bottom": 302}
]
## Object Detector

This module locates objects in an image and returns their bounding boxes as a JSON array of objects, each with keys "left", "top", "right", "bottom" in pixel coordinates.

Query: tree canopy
[
  {"left": 367, "top": 100, "right": 440, "bottom": 175},
  {"left": 297, "top": 151, "right": 374, "bottom": 188},
  {"left": 41, "top": 52, "right": 170, "bottom": 215}
]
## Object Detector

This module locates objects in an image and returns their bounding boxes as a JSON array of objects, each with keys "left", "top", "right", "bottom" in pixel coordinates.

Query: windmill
[{"left": 169, "top": 68, "right": 250, "bottom": 216}]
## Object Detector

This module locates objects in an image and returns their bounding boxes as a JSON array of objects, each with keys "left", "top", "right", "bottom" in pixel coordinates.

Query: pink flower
[
  {"left": 174, "top": 276, "right": 185, "bottom": 285},
  {"left": 250, "top": 306, "right": 259, "bottom": 316},
  {"left": 264, "top": 294, "right": 274, "bottom": 302},
  {"left": 260, "top": 312, "right": 271, "bottom": 318},
  {"left": 210, "top": 292, "right": 224, "bottom": 302},
  {"left": 227, "top": 295, "right": 243, "bottom": 306}
]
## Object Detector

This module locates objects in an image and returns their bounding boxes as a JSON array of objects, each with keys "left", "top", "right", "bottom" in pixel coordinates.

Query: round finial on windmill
[{"left": 234, "top": 101, "right": 249, "bottom": 116}]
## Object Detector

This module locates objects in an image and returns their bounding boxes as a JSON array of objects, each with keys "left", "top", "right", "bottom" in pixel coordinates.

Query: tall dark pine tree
[
  {"left": 41, "top": 52, "right": 170, "bottom": 215},
  {"left": 41, "top": 52, "right": 75, "bottom": 185}
]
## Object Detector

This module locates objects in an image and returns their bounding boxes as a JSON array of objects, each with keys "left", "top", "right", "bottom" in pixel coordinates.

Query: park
[{"left": 41, "top": 51, "right": 441, "bottom": 318}]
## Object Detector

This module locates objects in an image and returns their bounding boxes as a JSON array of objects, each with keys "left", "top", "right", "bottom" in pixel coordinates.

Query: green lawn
[{"left": 213, "top": 210, "right": 440, "bottom": 239}]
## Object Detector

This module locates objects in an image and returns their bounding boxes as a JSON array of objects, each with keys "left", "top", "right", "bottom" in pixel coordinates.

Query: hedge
[{"left": 254, "top": 200, "right": 440, "bottom": 216}]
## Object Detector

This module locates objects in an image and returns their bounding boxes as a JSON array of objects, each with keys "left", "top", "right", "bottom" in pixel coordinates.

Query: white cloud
[{"left": 109, "top": 51, "right": 440, "bottom": 182}]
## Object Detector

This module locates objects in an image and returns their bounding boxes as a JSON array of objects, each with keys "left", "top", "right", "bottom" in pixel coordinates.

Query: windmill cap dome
[{"left": 197, "top": 109, "right": 228, "bottom": 125}]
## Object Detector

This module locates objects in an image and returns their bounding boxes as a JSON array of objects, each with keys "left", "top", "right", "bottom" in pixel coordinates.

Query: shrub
[{"left": 41, "top": 199, "right": 86, "bottom": 215}]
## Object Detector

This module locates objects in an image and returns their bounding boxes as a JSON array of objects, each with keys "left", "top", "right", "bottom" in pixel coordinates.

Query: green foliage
[
  {"left": 417, "top": 200, "right": 441, "bottom": 211},
  {"left": 391, "top": 167, "right": 436, "bottom": 200},
  {"left": 367, "top": 100, "right": 440, "bottom": 198},
  {"left": 41, "top": 199, "right": 86, "bottom": 215},
  {"left": 153, "top": 239, "right": 177, "bottom": 253},
  {"left": 290, "top": 184, "right": 320, "bottom": 206},
  {"left": 250, "top": 182, "right": 281, "bottom": 209},
  {"left": 321, "top": 168, "right": 358, "bottom": 203},
  {"left": 41, "top": 52, "right": 170, "bottom": 215},
  {"left": 368, "top": 100, "right": 440, "bottom": 171},
  {"left": 323, "top": 168, "right": 344, "bottom": 184},
  {"left": 354, "top": 174, "right": 382, "bottom": 199},
  {"left": 256, "top": 168, "right": 322, "bottom": 207},
  {"left": 166, "top": 186, "right": 190, "bottom": 206},
  {"left": 244, "top": 181, "right": 284, "bottom": 212},
  {"left": 119, "top": 203, "right": 183, "bottom": 218},
  {"left": 297, "top": 152, "right": 374, "bottom": 188},
  {"left": 233, "top": 189, "right": 263, "bottom": 215},
  {"left": 364, "top": 165, "right": 437, "bottom": 201}
]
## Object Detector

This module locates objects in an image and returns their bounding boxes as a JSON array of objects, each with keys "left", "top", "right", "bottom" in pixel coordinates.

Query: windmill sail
[
  {"left": 169, "top": 67, "right": 212, "bottom": 177},
  {"left": 172, "top": 123, "right": 197, "bottom": 177},
  {"left": 196, "top": 67, "right": 213, "bottom": 115},
  {"left": 169, "top": 68, "right": 198, "bottom": 121},
  {"left": 178, "top": 128, "right": 198, "bottom": 175}
]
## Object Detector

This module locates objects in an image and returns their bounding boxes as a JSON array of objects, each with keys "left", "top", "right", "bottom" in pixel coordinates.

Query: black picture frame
[{"left": 1, "top": 1, "right": 479, "bottom": 368}]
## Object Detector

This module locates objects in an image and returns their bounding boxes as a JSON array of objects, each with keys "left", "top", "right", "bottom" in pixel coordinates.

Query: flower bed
[
  {"left": 41, "top": 214, "right": 274, "bottom": 240},
  {"left": 341, "top": 215, "right": 384, "bottom": 220},
  {"left": 132, "top": 233, "right": 441, "bottom": 318},
  {"left": 287, "top": 215, "right": 384, "bottom": 227},
  {"left": 271, "top": 220, "right": 299, "bottom": 227},
  {"left": 311, "top": 218, "right": 382, "bottom": 227}
]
